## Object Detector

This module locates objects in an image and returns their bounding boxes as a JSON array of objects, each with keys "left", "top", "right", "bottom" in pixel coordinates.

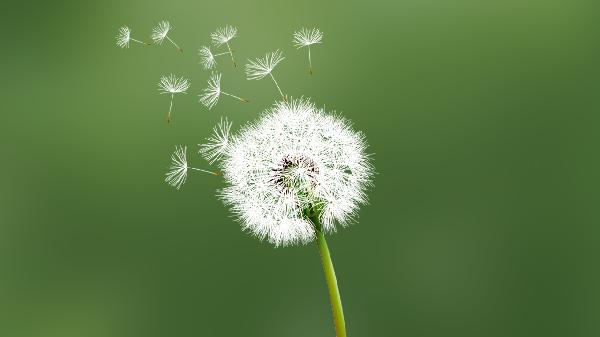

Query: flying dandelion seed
[
  {"left": 210, "top": 25, "right": 238, "bottom": 67},
  {"left": 199, "top": 117, "right": 232, "bottom": 164},
  {"left": 116, "top": 26, "right": 150, "bottom": 48},
  {"left": 151, "top": 20, "right": 183, "bottom": 52},
  {"left": 199, "top": 72, "right": 249, "bottom": 110},
  {"left": 158, "top": 74, "right": 190, "bottom": 123},
  {"left": 292, "top": 28, "right": 323, "bottom": 75},
  {"left": 165, "top": 145, "right": 218, "bottom": 189},
  {"left": 198, "top": 46, "right": 233, "bottom": 70},
  {"left": 245, "top": 50, "right": 286, "bottom": 101}
]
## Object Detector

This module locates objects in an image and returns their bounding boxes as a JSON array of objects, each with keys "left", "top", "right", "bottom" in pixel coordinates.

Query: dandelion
[
  {"left": 210, "top": 25, "right": 238, "bottom": 67},
  {"left": 165, "top": 146, "right": 218, "bottom": 189},
  {"left": 245, "top": 50, "right": 286, "bottom": 100},
  {"left": 199, "top": 117, "right": 232, "bottom": 164},
  {"left": 116, "top": 26, "right": 150, "bottom": 48},
  {"left": 158, "top": 74, "right": 190, "bottom": 123},
  {"left": 292, "top": 28, "right": 323, "bottom": 75},
  {"left": 198, "top": 46, "right": 233, "bottom": 70},
  {"left": 196, "top": 98, "right": 373, "bottom": 337},
  {"left": 151, "top": 20, "right": 183, "bottom": 52},
  {"left": 199, "top": 72, "right": 249, "bottom": 110}
]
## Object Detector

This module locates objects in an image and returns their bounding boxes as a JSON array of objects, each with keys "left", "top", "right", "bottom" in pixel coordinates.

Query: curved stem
[{"left": 310, "top": 214, "right": 347, "bottom": 337}]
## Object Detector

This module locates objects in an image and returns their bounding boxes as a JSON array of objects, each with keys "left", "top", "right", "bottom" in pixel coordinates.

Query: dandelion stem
[
  {"left": 225, "top": 42, "right": 236, "bottom": 67},
  {"left": 269, "top": 73, "right": 286, "bottom": 101},
  {"left": 166, "top": 35, "right": 183, "bottom": 52},
  {"left": 213, "top": 51, "right": 232, "bottom": 57},
  {"left": 310, "top": 213, "right": 346, "bottom": 337},
  {"left": 221, "top": 91, "right": 249, "bottom": 103}
]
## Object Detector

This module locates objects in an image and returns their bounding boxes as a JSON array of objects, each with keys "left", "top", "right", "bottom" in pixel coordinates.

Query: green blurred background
[{"left": 1, "top": 0, "right": 599, "bottom": 336}]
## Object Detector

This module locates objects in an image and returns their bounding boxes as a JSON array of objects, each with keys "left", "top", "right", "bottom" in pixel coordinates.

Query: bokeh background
[{"left": 1, "top": 0, "right": 599, "bottom": 336}]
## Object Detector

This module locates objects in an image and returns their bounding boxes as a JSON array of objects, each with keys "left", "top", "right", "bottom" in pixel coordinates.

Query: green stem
[{"left": 310, "top": 213, "right": 347, "bottom": 337}]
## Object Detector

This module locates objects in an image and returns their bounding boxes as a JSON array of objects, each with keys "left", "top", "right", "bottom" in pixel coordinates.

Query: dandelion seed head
[
  {"left": 199, "top": 116, "right": 232, "bottom": 164},
  {"left": 198, "top": 72, "right": 222, "bottom": 109},
  {"left": 198, "top": 46, "right": 217, "bottom": 70},
  {"left": 165, "top": 145, "right": 189, "bottom": 190},
  {"left": 292, "top": 28, "right": 323, "bottom": 48},
  {"left": 245, "top": 50, "right": 285, "bottom": 80},
  {"left": 116, "top": 26, "right": 131, "bottom": 48},
  {"left": 211, "top": 25, "right": 237, "bottom": 46},
  {"left": 151, "top": 20, "right": 171, "bottom": 44},
  {"left": 158, "top": 74, "right": 190, "bottom": 94},
  {"left": 207, "top": 98, "right": 373, "bottom": 246}
]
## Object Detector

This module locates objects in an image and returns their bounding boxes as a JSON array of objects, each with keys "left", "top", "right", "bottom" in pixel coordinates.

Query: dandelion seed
[
  {"left": 245, "top": 50, "right": 286, "bottom": 100},
  {"left": 199, "top": 72, "right": 249, "bottom": 110},
  {"left": 165, "top": 145, "right": 218, "bottom": 189},
  {"left": 199, "top": 117, "right": 232, "bottom": 164},
  {"left": 210, "top": 25, "right": 238, "bottom": 67},
  {"left": 198, "top": 46, "right": 233, "bottom": 70},
  {"left": 292, "top": 28, "right": 323, "bottom": 75},
  {"left": 116, "top": 26, "right": 149, "bottom": 48},
  {"left": 151, "top": 20, "right": 183, "bottom": 52},
  {"left": 158, "top": 74, "right": 190, "bottom": 123}
]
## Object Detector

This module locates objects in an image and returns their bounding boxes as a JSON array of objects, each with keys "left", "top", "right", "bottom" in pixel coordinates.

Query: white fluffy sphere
[{"left": 205, "top": 98, "right": 373, "bottom": 246}]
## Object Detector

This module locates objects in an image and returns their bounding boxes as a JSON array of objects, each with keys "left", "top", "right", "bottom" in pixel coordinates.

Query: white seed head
[
  {"left": 158, "top": 74, "right": 190, "bottom": 94},
  {"left": 165, "top": 145, "right": 189, "bottom": 190},
  {"left": 116, "top": 26, "right": 131, "bottom": 48},
  {"left": 211, "top": 25, "right": 237, "bottom": 46},
  {"left": 204, "top": 98, "right": 373, "bottom": 247},
  {"left": 198, "top": 72, "right": 222, "bottom": 109},
  {"left": 292, "top": 28, "right": 323, "bottom": 48},
  {"left": 198, "top": 46, "right": 217, "bottom": 70},
  {"left": 245, "top": 50, "right": 285, "bottom": 80},
  {"left": 151, "top": 20, "right": 171, "bottom": 44},
  {"left": 199, "top": 117, "right": 232, "bottom": 164}
]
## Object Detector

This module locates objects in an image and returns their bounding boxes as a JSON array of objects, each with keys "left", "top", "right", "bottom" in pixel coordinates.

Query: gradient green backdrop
[{"left": 1, "top": 0, "right": 599, "bottom": 336}]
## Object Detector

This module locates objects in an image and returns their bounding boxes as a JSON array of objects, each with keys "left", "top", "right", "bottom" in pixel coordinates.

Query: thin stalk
[
  {"left": 166, "top": 35, "right": 183, "bottom": 52},
  {"left": 225, "top": 42, "right": 236, "bottom": 67},
  {"left": 213, "top": 51, "right": 232, "bottom": 57},
  {"left": 130, "top": 38, "right": 150, "bottom": 45},
  {"left": 309, "top": 213, "right": 347, "bottom": 337},
  {"left": 308, "top": 45, "right": 313, "bottom": 75},
  {"left": 221, "top": 91, "right": 249, "bottom": 103},
  {"left": 167, "top": 93, "right": 174, "bottom": 123},
  {"left": 269, "top": 73, "right": 286, "bottom": 101},
  {"left": 188, "top": 167, "right": 219, "bottom": 175}
]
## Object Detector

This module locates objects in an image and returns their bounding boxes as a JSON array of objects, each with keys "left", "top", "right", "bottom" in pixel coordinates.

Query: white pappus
[
  {"left": 165, "top": 145, "right": 219, "bottom": 190},
  {"left": 292, "top": 28, "right": 323, "bottom": 74},
  {"left": 116, "top": 26, "right": 149, "bottom": 48},
  {"left": 199, "top": 72, "right": 249, "bottom": 110},
  {"left": 198, "top": 46, "right": 233, "bottom": 70},
  {"left": 158, "top": 74, "right": 190, "bottom": 123},
  {"left": 151, "top": 20, "right": 183, "bottom": 52},
  {"left": 245, "top": 50, "right": 287, "bottom": 101},
  {"left": 195, "top": 98, "right": 373, "bottom": 247},
  {"left": 210, "top": 25, "right": 238, "bottom": 67}
]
